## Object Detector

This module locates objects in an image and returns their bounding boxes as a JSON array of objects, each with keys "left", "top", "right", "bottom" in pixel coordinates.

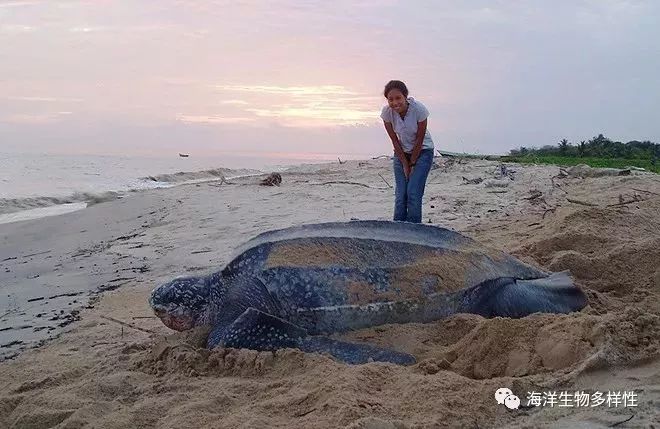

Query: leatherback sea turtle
[{"left": 149, "top": 220, "right": 587, "bottom": 365}]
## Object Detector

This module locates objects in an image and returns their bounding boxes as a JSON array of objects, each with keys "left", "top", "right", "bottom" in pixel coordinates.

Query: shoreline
[{"left": 0, "top": 170, "right": 279, "bottom": 226}]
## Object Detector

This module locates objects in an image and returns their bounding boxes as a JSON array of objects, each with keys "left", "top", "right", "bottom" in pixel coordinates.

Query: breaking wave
[
  {"left": 0, "top": 191, "right": 121, "bottom": 215},
  {"left": 1, "top": 167, "right": 263, "bottom": 216},
  {"left": 141, "top": 167, "right": 261, "bottom": 184}
]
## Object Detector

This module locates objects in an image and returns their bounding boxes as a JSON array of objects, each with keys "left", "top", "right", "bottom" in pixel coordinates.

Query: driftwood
[
  {"left": 337, "top": 157, "right": 346, "bottom": 164},
  {"left": 462, "top": 177, "right": 483, "bottom": 185},
  {"left": 99, "top": 315, "right": 154, "bottom": 334},
  {"left": 218, "top": 175, "right": 234, "bottom": 185},
  {"left": 610, "top": 415, "right": 635, "bottom": 427},
  {"left": 631, "top": 188, "right": 660, "bottom": 196},
  {"left": 565, "top": 193, "right": 646, "bottom": 208},
  {"left": 524, "top": 190, "right": 543, "bottom": 200},
  {"left": 608, "top": 200, "right": 640, "bottom": 207},
  {"left": 378, "top": 173, "right": 392, "bottom": 188},
  {"left": 371, "top": 155, "right": 391, "bottom": 160},
  {"left": 542, "top": 207, "right": 557, "bottom": 219},
  {"left": 48, "top": 292, "right": 82, "bottom": 299},
  {"left": 259, "top": 173, "right": 282, "bottom": 186},
  {"left": 23, "top": 250, "right": 52, "bottom": 258},
  {"left": 294, "top": 408, "right": 317, "bottom": 418},
  {"left": 566, "top": 197, "right": 598, "bottom": 206},
  {"left": 550, "top": 169, "right": 569, "bottom": 194},
  {"left": 311, "top": 181, "right": 388, "bottom": 190},
  {"left": 607, "top": 193, "right": 644, "bottom": 207},
  {"left": 497, "top": 164, "right": 514, "bottom": 180},
  {"left": 208, "top": 174, "right": 235, "bottom": 186}
]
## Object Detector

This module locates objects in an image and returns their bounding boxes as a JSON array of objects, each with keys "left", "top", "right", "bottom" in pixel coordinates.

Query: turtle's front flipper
[
  {"left": 206, "top": 274, "right": 285, "bottom": 349},
  {"left": 461, "top": 271, "right": 588, "bottom": 318},
  {"left": 209, "top": 307, "right": 415, "bottom": 365},
  {"left": 209, "top": 307, "right": 303, "bottom": 350}
]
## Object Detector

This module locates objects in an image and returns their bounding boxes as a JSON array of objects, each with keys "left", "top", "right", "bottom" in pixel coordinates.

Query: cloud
[
  {"left": 176, "top": 114, "right": 255, "bottom": 124},
  {"left": 69, "top": 26, "right": 106, "bottom": 33},
  {"left": 1, "top": 112, "right": 71, "bottom": 124},
  {"left": 216, "top": 85, "right": 357, "bottom": 96},
  {"left": 1, "top": 25, "right": 36, "bottom": 33},
  {"left": 246, "top": 106, "right": 378, "bottom": 127},
  {"left": 6, "top": 96, "right": 84, "bottom": 102},
  {"left": 0, "top": 1, "right": 42, "bottom": 8},
  {"left": 212, "top": 84, "right": 380, "bottom": 127}
]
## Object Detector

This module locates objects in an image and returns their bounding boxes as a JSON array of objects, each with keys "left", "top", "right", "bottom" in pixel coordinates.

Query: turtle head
[{"left": 149, "top": 275, "right": 213, "bottom": 331}]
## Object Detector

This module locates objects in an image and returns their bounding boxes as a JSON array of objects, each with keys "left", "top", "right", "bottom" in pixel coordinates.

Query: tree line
[{"left": 509, "top": 134, "right": 659, "bottom": 161}]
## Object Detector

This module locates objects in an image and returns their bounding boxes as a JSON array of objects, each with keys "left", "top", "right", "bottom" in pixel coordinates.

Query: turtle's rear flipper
[
  {"left": 209, "top": 307, "right": 416, "bottom": 365},
  {"left": 462, "top": 271, "right": 588, "bottom": 318}
]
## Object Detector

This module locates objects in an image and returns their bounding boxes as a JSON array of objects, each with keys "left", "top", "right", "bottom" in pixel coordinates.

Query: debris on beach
[
  {"left": 259, "top": 173, "right": 282, "bottom": 186},
  {"left": 496, "top": 163, "right": 516, "bottom": 180},
  {"left": 524, "top": 190, "right": 547, "bottom": 207},
  {"left": 462, "top": 176, "right": 484, "bottom": 185}
]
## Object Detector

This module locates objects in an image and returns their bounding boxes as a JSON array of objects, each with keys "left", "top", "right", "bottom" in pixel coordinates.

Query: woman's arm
[
  {"left": 383, "top": 121, "right": 411, "bottom": 177},
  {"left": 410, "top": 119, "right": 428, "bottom": 166}
]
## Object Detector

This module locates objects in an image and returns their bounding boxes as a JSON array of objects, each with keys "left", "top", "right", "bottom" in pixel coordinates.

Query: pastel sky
[{"left": 1, "top": 0, "right": 659, "bottom": 157}]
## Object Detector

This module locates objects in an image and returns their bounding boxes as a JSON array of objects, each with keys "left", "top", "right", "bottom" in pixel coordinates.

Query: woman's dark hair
[{"left": 383, "top": 80, "right": 408, "bottom": 98}]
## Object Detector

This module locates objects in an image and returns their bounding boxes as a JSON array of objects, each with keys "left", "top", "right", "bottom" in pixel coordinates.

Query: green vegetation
[
  {"left": 501, "top": 155, "right": 659, "bottom": 173},
  {"left": 504, "top": 134, "right": 659, "bottom": 174}
]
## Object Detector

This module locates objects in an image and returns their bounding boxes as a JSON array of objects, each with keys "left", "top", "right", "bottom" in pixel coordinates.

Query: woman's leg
[
  {"left": 392, "top": 155, "right": 408, "bottom": 221},
  {"left": 405, "top": 149, "right": 434, "bottom": 223}
]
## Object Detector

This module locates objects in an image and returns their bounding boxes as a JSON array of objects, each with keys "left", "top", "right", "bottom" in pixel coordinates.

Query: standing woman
[{"left": 380, "top": 80, "right": 435, "bottom": 223}]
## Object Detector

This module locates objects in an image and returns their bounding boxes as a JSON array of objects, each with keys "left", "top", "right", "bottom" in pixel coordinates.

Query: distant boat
[{"left": 179, "top": 153, "right": 189, "bottom": 158}]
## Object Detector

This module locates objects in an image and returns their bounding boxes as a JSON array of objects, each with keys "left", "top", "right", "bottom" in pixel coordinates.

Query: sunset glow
[{"left": 1, "top": 0, "right": 658, "bottom": 156}]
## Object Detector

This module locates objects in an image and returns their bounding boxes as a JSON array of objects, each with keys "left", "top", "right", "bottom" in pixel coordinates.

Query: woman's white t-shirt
[{"left": 380, "top": 97, "right": 434, "bottom": 153}]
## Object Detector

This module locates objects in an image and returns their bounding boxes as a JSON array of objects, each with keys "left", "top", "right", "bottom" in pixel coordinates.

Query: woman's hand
[{"left": 404, "top": 163, "right": 412, "bottom": 180}]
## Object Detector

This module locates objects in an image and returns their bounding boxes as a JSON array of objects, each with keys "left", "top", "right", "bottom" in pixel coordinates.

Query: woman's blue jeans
[{"left": 393, "top": 149, "right": 433, "bottom": 223}]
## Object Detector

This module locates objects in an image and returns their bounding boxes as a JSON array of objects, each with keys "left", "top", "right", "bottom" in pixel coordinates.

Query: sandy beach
[{"left": 0, "top": 157, "right": 658, "bottom": 428}]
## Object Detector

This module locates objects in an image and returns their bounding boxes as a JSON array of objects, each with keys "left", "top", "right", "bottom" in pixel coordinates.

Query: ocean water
[{"left": 0, "top": 151, "right": 368, "bottom": 224}]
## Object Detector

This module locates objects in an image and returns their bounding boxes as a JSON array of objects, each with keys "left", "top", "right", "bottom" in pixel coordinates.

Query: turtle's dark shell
[{"left": 220, "top": 220, "right": 546, "bottom": 317}]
